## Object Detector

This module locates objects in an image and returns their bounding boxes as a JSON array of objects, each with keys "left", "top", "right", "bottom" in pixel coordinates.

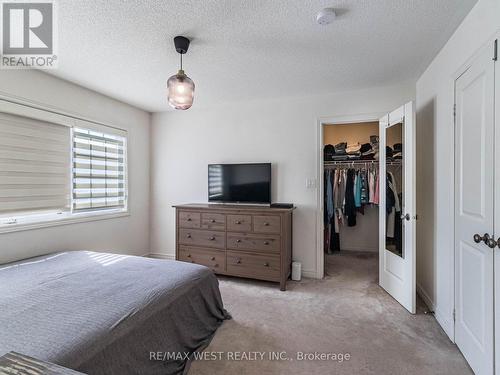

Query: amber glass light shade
[{"left": 167, "top": 69, "right": 195, "bottom": 110}]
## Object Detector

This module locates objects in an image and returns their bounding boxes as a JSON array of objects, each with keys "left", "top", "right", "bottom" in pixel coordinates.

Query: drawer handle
[
  {"left": 209, "top": 236, "right": 216, "bottom": 241},
  {"left": 211, "top": 219, "right": 216, "bottom": 223},
  {"left": 236, "top": 221, "right": 241, "bottom": 224},
  {"left": 211, "top": 256, "right": 216, "bottom": 260},
  {"left": 187, "top": 234, "right": 192, "bottom": 238},
  {"left": 187, "top": 218, "right": 192, "bottom": 222},
  {"left": 264, "top": 262, "right": 269, "bottom": 267},
  {"left": 264, "top": 222, "right": 269, "bottom": 226},
  {"left": 213, "top": 264, "right": 219, "bottom": 267},
  {"left": 264, "top": 241, "right": 269, "bottom": 245},
  {"left": 236, "top": 258, "right": 242, "bottom": 264},
  {"left": 187, "top": 254, "right": 191, "bottom": 258},
  {"left": 236, "top": 239, "right": 242, "bottom": 243}
]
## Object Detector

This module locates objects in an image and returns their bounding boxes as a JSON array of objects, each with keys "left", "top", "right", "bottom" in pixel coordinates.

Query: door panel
[
  {"left": 454, "top": 44, "right": 494, "bottom": 375},
  {"left": 379, "top": 101, "right": 416, "bottom": 314}
]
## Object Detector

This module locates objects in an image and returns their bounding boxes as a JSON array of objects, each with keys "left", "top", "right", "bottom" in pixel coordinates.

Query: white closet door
[
  {"left": 494, "top": 38, "right": 500, "bottom": 375},
  {"left": 378, "top": 101, "right": 416, "bottom": 314},
  {"left": 455, "top": 44, "right": 495, "bottom": 375}
]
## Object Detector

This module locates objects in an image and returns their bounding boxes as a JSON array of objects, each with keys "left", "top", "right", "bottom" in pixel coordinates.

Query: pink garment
[
  {"left": 373, "top": 172, "right": 380, "bottom": 205},
  {"left": 368, "top": 170, "right": 375, "bottom": 203}
]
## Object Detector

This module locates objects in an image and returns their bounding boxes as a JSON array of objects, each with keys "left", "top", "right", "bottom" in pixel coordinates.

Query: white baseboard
[
  {"left": 416, "top": 282, "right": 454, "bottom": 342},
  {"left": 149, "top": 253, "right": 175, "bottom": 260},
  {"left": 302, "top": 269, "right": 320, "bottom": 279},
  {"left": 340, "top": 247, "right": 378, "bottom": 253},
  {"left": 416, "top": 282, "right": 435, "bottom": 311}
]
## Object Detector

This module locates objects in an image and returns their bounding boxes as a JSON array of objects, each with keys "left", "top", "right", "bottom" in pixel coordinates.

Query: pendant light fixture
[{"left": 167, "top": 36, "right": 195, "bottom": 110}]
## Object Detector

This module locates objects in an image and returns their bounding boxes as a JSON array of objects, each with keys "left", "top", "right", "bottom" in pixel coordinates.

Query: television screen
[{"left": 208, "top": 163, "right": 271, "bottom": 204}]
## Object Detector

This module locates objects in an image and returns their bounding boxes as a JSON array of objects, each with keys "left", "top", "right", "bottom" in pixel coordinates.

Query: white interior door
[
  {"left": 454, "top": 44, "right": 495, "bottom": 375},
  {"left": 378, "top": 101, "right": 416, "bottom": 314},
  {"left": 495, "top": 38, "right": 500, "bottom": 375}
]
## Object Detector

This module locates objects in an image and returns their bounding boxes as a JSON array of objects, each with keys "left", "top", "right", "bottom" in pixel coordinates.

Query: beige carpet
[{"left": 189, "top": 252, "right": 472, "bottom": 374}]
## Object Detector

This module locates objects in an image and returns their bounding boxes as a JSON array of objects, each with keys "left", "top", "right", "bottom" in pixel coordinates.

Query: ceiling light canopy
[{"left": 167, "top": 36, "right": 195, "bottom": 110}]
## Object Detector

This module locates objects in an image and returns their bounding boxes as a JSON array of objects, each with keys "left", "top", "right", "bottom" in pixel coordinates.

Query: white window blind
[
  {"left": 0, "top": 112, "right": 71, "bottom": 216},
  {"left": 72, "top": 127, "right": 126, "bottom": 212}
]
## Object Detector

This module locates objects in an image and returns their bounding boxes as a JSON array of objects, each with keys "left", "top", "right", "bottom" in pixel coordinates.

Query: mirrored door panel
[
  {"left": 385, "top": 122, "right": 404, "bottom": 257},
  {"left": 379, "top": 101, "right": 415, "bottom": 314}
]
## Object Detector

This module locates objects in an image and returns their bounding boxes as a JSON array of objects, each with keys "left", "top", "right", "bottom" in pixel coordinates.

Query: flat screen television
[{"left": 208, "top": 163, "right": 271, "bottom": 204}]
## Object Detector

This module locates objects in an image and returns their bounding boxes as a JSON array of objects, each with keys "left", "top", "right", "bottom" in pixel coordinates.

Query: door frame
[
  {"left": 451, "top": 35, "right": 500, "bottom": 344},
  {"left": 315, "top": 112, "right": 385, "bottom": 279}
]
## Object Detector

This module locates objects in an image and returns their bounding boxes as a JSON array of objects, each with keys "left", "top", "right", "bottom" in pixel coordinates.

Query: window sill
[{"left": 0, "top": 210, "right": 130, "bottom": 235}]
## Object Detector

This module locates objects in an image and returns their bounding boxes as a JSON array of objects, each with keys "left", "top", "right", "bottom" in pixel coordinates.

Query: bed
[{"left": 0, "top": 251, "right": 230, "bottom": 374}]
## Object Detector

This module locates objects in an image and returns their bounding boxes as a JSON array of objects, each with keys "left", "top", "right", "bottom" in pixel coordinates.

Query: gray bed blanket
[{"left": 0, "top": 251, "right": 230, "bottom": 374}]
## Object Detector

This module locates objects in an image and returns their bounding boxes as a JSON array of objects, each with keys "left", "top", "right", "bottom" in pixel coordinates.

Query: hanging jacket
[
  {"left": 361, "top": 170, "right": 369, "bottom": 204},
  {"left": 345, "top": 169, "right": 357, "bottom": 226},
  {"left": 354, "top": 171, "right": 362, "bottom": 208},
  {"left": 374, "top": 172, "right": 380, "bottom": 205},
  {"left": 326, "top": 169, "right": 334, "bottom": 222}
]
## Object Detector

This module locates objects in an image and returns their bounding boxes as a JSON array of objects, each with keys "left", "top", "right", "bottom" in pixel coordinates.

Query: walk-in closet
[{"left": 323, "top": 121, "right": 403, "bottom": 271}]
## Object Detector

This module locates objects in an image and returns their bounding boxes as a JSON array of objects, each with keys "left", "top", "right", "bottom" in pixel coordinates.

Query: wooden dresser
[{"left": 174, "top": 203, "right": 294, "bottom": 290}]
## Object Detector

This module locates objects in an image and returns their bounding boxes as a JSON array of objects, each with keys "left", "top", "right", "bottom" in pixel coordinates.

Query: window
[
  {"left": 0, "top": 101, "right": 128, "bottom": 231},
  {"left": 72, "top": 128, "right": 127, "bottom": 212}
]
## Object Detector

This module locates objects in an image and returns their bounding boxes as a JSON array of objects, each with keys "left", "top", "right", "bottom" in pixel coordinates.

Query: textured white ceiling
[{"left": 49, "top": 0, "right": 477, "bottom": 112}]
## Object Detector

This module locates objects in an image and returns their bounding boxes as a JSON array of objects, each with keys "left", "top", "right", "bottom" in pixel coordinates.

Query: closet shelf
[{"left": 324, "top": 160, "right": 402, "bottom": 167}]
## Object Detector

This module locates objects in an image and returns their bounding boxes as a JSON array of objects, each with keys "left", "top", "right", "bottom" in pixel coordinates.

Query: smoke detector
[{"left": 316, "top": 8, "right": 336, "bottom": 25}]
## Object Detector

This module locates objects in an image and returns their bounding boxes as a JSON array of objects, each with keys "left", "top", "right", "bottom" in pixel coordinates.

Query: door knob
[
  {"left": 486, "top": 237, "right": 498, "bottom": 248},
  {"left": 473, "top": 234, "right": 484, "bottom": 243},
  {"left": 400, "top": 213, "right": 410, "bottom": 221},
  {"left": 473, "top": 233, "right": 497, "bottom": 248}
]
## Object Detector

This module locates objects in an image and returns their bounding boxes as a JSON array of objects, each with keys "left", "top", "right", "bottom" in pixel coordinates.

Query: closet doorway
[
  {"left": 318, "top": 103, "right": 416, "bottom": 314},
  {"left": 321, "top": 119, "right": 382, "bottom": 307}
]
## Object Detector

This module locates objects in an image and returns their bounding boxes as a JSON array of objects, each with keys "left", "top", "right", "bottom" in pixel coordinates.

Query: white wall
[
  {"left": 150, "top": 81, "right": 415, "bottom": 276},
  {"left": 0, "top": 70, "right": 151, "bottom": 264},
  {"left": 416, "top": 0, "right": 500, "bottom": 340}
]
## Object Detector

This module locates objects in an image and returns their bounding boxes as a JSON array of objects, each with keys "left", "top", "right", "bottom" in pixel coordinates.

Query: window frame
[{"left": 0, "top": 99, "right": 129, "bottom": 234}]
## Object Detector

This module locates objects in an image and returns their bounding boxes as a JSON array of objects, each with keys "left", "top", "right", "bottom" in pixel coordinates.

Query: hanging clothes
[
  {"left": 324, "top": 162, "right": 381, "bottom": 253},
  {"left": 360, "top": 170, "right": 369, "bottom": 205}
]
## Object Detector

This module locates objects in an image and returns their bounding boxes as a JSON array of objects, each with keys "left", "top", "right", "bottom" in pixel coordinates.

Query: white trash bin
[{"left": 291, "top": 261, "right": 302, "bottom": 281}]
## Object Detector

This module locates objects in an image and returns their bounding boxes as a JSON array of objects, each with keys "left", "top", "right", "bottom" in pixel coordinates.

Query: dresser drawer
[
  {"left": 253, "top": 215, "right": 281, "bottom": 234},
  {"left": 178, "top": 246, "right": 225, "bottom": 272},
  {"left": 227, "top": 214, "right": 252, "bottom": 232},
  {"left": 179, "top": 228, "right": 226, "bottom": 248},
  {"left": 227, "top": 251, "right": 280, "bottom": 281},
  {"left": 227, "top": 233, "right": 280, "bottom": 253},
  {"left": 178, "top": 211, "right": 201, "bottom": 229},
  {"left": 201, "top": 212, "right": 225, "bottom": 230}
]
